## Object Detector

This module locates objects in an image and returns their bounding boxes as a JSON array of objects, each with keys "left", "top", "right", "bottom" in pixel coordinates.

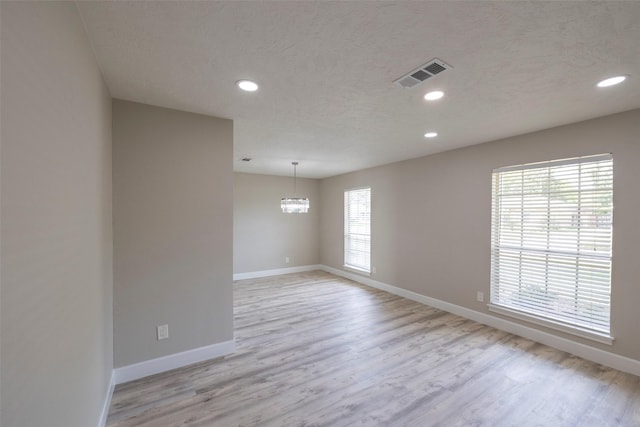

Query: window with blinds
[
  {"left": 490, "top": 154, "right": 613, "bottom": 342},
  {"left": 344, "top": 187, "right": 371, "bottom": 273}
]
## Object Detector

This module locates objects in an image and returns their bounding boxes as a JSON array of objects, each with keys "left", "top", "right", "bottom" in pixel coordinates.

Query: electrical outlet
[
  {"left": 157, "top": 324, "right": 169, "bottom": 340},
  {"left": 372, "top": 266, "right": 377, "bottom": 274},
  {"left": 476, "top": 291, "right": 484, "bottom": 302},
  {"left": 285, "top": 256, "right": 290, "bottom": 264}
]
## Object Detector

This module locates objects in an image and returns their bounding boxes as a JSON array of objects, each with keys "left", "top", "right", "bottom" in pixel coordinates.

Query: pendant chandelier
[{"left": 281, "top": 162, "right": 309, "bottom": 214}]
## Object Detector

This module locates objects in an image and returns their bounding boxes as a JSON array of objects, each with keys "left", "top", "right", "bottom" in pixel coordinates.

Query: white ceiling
[{"left": 76, "top": 1, "right": 640, "bottom": 179}]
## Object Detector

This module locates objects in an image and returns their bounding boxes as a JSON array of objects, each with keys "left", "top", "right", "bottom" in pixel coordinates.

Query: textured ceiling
[{"left": 76, "top": 1, "right": 640, "bottom": 178}]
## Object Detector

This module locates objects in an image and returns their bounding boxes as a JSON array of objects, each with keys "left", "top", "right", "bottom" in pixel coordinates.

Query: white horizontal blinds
[
  {"left": 491, "top": 154, "right": 613, "bottom": 334},
  {"left": 344, "top": 187, "right": 371, "bottom": 272}
]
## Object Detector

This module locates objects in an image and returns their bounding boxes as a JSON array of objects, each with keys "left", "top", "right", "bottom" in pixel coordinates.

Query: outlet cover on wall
[
  {"left": 157, "top": 324, "right": 169, "bottom": 340},
  {"left": 477, "top": 292, "right": 484, "bottom": 302},
  {"left": 285, "top": 256, "right": 290, "bottom": 264}
]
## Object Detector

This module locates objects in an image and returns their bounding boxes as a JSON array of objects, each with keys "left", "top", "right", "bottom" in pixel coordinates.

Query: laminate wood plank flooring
[{"left": 107, "top": 271, "right": 640, "bottom": 426}]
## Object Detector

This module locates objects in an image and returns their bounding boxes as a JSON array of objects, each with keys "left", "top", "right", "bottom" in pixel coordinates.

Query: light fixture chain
[{"left": 292, "top": 161, "right": 298, "bottom": 196}]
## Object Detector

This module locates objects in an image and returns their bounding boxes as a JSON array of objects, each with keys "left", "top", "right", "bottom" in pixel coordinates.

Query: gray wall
[
  {"left": 320, "top": 109, "right": 640, "bottom": 362},
  {"left": 234, "top": 173, "right": 320, "bottom": 274},
  {"left": 1, "top": 2, "right": 113, "bottom": 426},
  {"left": 113, "top": 100, "right": 233, "bottom": 367}
]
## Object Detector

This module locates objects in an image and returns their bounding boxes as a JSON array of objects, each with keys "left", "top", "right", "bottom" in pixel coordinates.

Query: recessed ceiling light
[
  {"left": 597, "top": 75, "right": 628, "bottom": 88},
  {"left": 236, "top": 80, "right": 259, "bottom": 92},
  {"left": 424, "top": 132, "right": 438, "bottom": 138},
  {"left": 424, "top": 90, "right": 444, "bottom": 101}
]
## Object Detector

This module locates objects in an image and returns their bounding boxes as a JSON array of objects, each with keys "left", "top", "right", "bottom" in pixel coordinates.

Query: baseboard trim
[
  {"left": 233, "top": 264, "right": 322, "bottom": 281},
  {"left": 320, "top": 265, "right": 640, "bottom": 377},
  {"left": 114, "top": 340, "right": 235, "bottom": 385},
  {"left": 98, "top": 370, "right": 115, "bottom": 427}
]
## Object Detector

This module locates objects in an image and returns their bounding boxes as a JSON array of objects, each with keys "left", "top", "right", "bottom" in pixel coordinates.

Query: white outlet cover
[{"left": 157, "top": 324, "right": 169, "bottom": 340}]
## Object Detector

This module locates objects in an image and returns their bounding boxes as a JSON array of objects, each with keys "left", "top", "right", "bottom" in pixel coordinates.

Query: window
[
  {"left": 490, "top": 154, "right": 613, "bottom": 342},
  {"left": 344, "top": 187, "right": 371, "bottom": 273}
]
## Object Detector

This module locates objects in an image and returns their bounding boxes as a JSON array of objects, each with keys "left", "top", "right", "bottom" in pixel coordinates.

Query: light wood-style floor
[{"left": 107, "top": 271, "right": 640, "bottom": 426}]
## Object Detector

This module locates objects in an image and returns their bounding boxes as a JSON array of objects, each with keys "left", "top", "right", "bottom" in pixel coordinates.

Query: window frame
[
  {"left": 488, "top": 154, "right": 614, "bottom": 345},
  {"left": 344, "top": 186, "right": 371, "bottom": 275}
]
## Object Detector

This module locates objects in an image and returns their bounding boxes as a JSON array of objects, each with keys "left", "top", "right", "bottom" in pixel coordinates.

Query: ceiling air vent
[{"left": 394, "top": 58, "right": 452, "bottom": 88}]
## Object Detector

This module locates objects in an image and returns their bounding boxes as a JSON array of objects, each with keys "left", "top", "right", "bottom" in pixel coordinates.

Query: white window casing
[
  {"left": 490, "top": 154, "right": 613, "bottom": 344},
  {"left": 344, "top": 187, "right": 371, "bottom": 274}
]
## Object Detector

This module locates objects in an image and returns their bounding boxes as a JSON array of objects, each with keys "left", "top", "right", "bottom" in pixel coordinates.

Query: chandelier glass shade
[
  {"left": 281, "top": 197, "right": 310, "bottom": 214},
  {"left": 281, "top": 162, "right": 309, "bottom": 214}
]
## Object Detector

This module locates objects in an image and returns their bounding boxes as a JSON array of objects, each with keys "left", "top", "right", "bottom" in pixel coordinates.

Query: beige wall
[
  {"left": 320, "top": 109, "right": 640, "bottom": 362},
  {"left": 113, "top": 100, "right": 233, "bottom": 367},
  {"left": 1, "top": 2, "right": 113, "bottom": 426},
  {"left": 234, "top": 173, "right": 320, "bottom": 274}
]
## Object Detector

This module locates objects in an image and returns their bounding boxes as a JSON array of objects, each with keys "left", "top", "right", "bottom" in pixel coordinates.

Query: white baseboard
[
  {"left": 320, "top": 265, "right": 640, "bottom": 377},
  {"left": 233, "top": 264, "right": 322, "bottom": 281},
  {"left": 98, "top": 370, "right": 115, "bottom": 427},
  {"left": 114, "top": 340, "right": 235, "bottom": 385}
]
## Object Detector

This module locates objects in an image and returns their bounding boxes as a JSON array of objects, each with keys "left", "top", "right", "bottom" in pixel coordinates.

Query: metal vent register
[{"left": 394, "top": 58, "right": 452, "bottom": 88}]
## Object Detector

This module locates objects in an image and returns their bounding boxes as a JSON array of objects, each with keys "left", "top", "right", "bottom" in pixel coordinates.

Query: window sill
[
  {"left": 487, "top": 303, "right": 614, "bottom": 346},
  {"left": 343, "top": 265, "right": 371, "bottom": 276}
]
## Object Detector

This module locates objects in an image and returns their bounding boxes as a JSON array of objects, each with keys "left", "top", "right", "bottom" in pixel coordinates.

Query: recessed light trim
[
  {"left": 424, "top": 132, "right": 438, "bottom": 138},
  {"left": 236, "top": 80, "right": 259, "bottom": 92},
  {"left": 597, "top": 75, "right": 628, "bottom": 88},
  {"left": 424, "top": 90, "right": 444, "bottom": 101}
]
